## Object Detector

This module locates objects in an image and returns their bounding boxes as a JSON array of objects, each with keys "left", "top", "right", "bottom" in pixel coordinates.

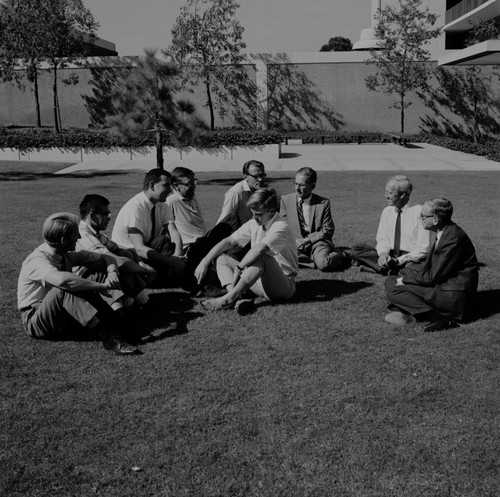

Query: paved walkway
[{"left": 55, "top": 143, "right": 499, "bottom": 174}]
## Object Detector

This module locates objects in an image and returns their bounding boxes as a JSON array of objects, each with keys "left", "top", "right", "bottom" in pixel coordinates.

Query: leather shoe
[
  {"left": 103, "top": 335, "right": 141, "bottom": 355},
  {"left": 234, "top": 298, "right": 255, "bottom": 316},
  {"left": 423, "top": 320, "right": 459, "bottom": 333}
]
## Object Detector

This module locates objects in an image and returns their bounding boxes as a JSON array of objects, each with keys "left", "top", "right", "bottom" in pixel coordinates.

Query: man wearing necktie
[
  {"left": 112, "top": 169, "right": 186, "bottom": 287},
  {"left": 280, "top": 167, "right": 348, "bottom": 272},
  {"left": 385, "top": 198, "right": 479, "bottom": 332},
  {"left": 351, "top": 175, "right": 431, "bottom": 274}
]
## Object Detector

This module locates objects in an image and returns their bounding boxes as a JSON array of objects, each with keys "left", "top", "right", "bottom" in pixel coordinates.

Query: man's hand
[
  {"left": 378, "top": 254, "right": 389, "bottom": 268},
  {"left": 385, "top": 256, "right": 400, "bottom": 269},
  {"left": 297, "top": 238, "right": 312, "bottom": 252},
  {"left": 194, "top": 261, "right": 208, "bottom": 285},
  {"left": 105, "top": 270, "right": 121, "bottom": 289}
]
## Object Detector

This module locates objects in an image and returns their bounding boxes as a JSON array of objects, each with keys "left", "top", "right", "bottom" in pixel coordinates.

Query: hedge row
[
  {"left": 418, "top": 134, "right": 500, "bottom": 162},
  {"left": 0, "top": 127, "right": 283, "bottom": 150}
]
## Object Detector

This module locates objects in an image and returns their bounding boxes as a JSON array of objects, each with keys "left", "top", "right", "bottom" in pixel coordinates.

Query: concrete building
[{"left": 439, "top": 0, "right": 500, "bottom": 65}]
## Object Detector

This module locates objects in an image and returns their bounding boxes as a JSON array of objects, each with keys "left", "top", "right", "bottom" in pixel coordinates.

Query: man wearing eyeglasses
[
  {"left": 350, "top": 175, "right": 431, "bottom": 274},
  {"left": 385, "top": 198, "right": 478, "bottom": 332},
  {"left": 166, "top": 167, "right": 233, "bottom": 293},
  {"left": 280, "top": 167, "right": 348, "bottom": 271},
  {"left": 216, "top": 160, "right": 267, "bottom": 229}
]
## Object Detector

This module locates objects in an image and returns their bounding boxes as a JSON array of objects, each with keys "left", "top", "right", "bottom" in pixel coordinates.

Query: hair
[
  {"left": 296, "top": 167, "right": 317, "bottom": 184},
  {"left": 388, "top": 175, "right": 413, "bottom": 195},
  {"left": 143, "top": 168, "right": 171, "bottom": 191},
  {"left": 242, "top": 160, "right": 265, "bottom": 175},
  {"left": 42, "top": 212, "right": 79, "bottom": 246},
  {"left": 79, "top": 194, "right": 109, "bottom": 219},
  {"left": 426, "top": 197, "right": 454, "bottom": 223},
  {"left": 247, "top": 187, "right": 280, "bottom": 213},
  {"left": 171, "top": 166, "right": 194, "bottom": 184}
]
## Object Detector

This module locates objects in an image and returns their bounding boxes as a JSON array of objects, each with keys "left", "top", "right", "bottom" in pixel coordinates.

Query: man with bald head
[{"left": 351, "top": 175, "right": 431, "bottom": 274}]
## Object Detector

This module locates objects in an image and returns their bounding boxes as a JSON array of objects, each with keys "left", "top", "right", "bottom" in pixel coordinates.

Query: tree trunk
[
  {"left": 52, "top": 64, "right": 60, "bottom": 133},
  {"left": 33, "top": 70, "right": 41, "bottom": 127},
  {"left": 205, "top": 78, "right": 215, "bottom": 131},
  {"left": 400, "top": 94, "right": 405, "bottom": 133},
  {"left": 156, "top": 121, "right": 164, "bottom": 169},
  {"left": 472, "top": 95, "right": 479, "bottom": 144}
]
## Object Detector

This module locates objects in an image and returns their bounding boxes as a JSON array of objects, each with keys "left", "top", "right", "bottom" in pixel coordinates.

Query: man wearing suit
[
  {"left": 280, "top": 167, "right": 347, "bottom": 271},
  {"left": 385, "top": 197, "right": 479, "bottom": 332}
]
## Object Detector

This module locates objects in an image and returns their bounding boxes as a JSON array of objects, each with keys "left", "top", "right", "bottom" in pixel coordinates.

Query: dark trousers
[{"left": 351, "top": 244, "right": 408, "bottom": 274}]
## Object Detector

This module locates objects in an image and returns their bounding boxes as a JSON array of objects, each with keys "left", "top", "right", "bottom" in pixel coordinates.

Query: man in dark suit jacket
[
  {"left": 385, "top": 197, "right": 479, "bottom": 332},
  {"left": 280, "top": 167, "right": 347, "bottom": 271}
]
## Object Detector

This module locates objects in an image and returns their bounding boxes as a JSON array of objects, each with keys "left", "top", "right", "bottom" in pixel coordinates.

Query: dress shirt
[
  {"left": 217, "top": 179, "right": 253, "bottom": 226},
  {"left": 77, "top": 221, "right": 122, "bottom": 256},
  {"left": 165, "top": 191, "right": 207, "bottom": 248},
  {"left": 112, "top": 192, "right": 171, "bottom": 249},
  {"left": 17, "top": 243, "right": 100, "bottom": 309},
  {"left": 376, "top": 204, "right": 431, "bottom": 264}
]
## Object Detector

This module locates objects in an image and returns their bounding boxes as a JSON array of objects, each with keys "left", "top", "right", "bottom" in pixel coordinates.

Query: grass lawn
[{"left": 1, "top": 162, "right": 499, "bottom": 497}]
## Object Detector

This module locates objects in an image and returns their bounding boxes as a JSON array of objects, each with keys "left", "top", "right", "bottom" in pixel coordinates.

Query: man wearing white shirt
[
  {"left": 216, "top": 160, "right": 266, "bottom": 229},
  {"left": 351, "top": 175, "right": 431, "bottom": 274},
  {"left": 112, "top": 169, "right": 186, "bottom": 286},
  {"left": 194, "top": 187, "right": 298, "bottom": 314}
]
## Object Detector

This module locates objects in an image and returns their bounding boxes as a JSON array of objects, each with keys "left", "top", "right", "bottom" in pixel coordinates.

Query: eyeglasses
[
  {"left": 419, "top": 214, "right": 435, "bottom": 220},
  {"left": 177, "top": 179, "right": 198, "bottom": 187},
  {"left": 247, "top": 173, "right": 266, "bottom": 180}
]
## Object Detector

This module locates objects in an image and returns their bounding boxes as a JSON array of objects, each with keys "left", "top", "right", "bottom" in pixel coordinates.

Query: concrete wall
[{"left": 1, "top": 53, "right": 499, "bottom": 137}]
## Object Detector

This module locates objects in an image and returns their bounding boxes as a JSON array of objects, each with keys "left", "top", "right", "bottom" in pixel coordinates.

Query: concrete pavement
[{"left": 55, "top": 142, "right": 500, "bottom": 174}]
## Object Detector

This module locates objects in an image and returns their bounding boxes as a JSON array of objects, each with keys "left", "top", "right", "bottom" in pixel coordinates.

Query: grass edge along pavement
[{"left": 1, "top": 167, "right": 500, "bottom": 497}]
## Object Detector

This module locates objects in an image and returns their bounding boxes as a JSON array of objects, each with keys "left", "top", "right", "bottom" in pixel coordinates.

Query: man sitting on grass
[
  {"left": 385, "top": 198, "right": 479, "bottom": 332},
  {"left": 111, "top": 169, "right": 186, "bottom": 287},
  {"left": 17, "top": 213, "right": 141, "bottom": 355},
  {"left": 194, "top": 187, "right": 298, "bottom": 315},
  {"left": 281, "top": 167, "right": 348, "bottom": 271},
  {"left": 77, "top": 194, "right": 156, "bottom": 307},
  {"left": 350, "top": 175, "right": 431, "bottom": 274},
  {"left": 165, "top": 167, "right": 234, "bottom": 295},
  {"left": 216, "top": 160, "right": 267, "bottom": 229}
]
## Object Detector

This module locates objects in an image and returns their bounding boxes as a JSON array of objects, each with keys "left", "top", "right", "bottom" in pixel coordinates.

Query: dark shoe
[
  {"left": 423, "top": 320, "right": 459, "bottom": 333},
  {"left": 234, "top": 298, "right": 255, "bottom": 316},
  {"left": 195, "top": 284, "right": 226, "bottom": 298},
  {"left": 103, "top": 335, "right": 141, "bottom": 355}
]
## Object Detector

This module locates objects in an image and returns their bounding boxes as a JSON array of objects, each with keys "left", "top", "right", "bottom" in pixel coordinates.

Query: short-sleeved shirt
[
  {"left": 165, "top": 191, "right": 207, "bottom": 247},
  {"left": 230, "top": 212, "right": 298, "bottom": 277},
  {"left": 216, "top": 179, "right": 252, "bottom": 227},
  {"left": 77, "top": 221, "right": 122, "bottom": 256},
  {"left": 17, "top": 243, "right": 100, "bottom": 309},
  {"left": 111, "top": 192, "right": 172, "bottom": 249}
]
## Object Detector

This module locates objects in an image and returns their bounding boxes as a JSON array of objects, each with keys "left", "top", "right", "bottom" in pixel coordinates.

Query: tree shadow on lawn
[
  {"left": 0, "top": 171, "right": 130, "bottom": 181},
  {"left": 290, "top": 279, "right": 373, "bottom": 304}
]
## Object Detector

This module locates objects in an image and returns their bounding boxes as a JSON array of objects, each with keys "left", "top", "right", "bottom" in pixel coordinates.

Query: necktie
[
  {"left": 148, "top": 204, "right": 156, "bottom": 244},
  {"left": 297, "top": 199, "right": 308, "bottom": 238},
  {"left": 393, "top": 208, "right": 401, "bottom": 257}
]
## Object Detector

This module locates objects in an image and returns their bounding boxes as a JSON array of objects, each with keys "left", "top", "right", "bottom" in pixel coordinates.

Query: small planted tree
[
  {"left": 0, "top": 0, "right": 48, "bottom": 127},
  {"left": 164, "top": 0, "right": 247, "bottom": 131},
  {"left": 365, "top": 0, "right": 441, "bottom": 133},
  {"left": 105, "top": 50, "right": 206, "bottom": 169}
]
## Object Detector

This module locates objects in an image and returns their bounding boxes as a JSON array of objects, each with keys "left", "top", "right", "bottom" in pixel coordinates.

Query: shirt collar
[
  {"left": 242, "top": 180, "right": 252, "bottom": 192},
  {"left": 262, "top": 212, "right": 280, "bottom": 231},
  {"left": 41, "top": 242, "right": 63, "bottom": 264},
  {"left": 140, "top": 191, "right": 154, "bottom": 208},
  {"left": 79, "top": 220, "right": 98, "bottom": 236},
  {"left": 299, "top": 195, "right": 312, "bottom": 206}
]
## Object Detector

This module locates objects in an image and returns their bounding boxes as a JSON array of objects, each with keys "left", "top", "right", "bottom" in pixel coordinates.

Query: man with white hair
[{"left": 351, "top": 175, "right": 431, "bottom": 274}]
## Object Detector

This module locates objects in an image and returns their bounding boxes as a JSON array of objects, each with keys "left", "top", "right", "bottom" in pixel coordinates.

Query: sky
[{"left": 83, "top": 0, "right": 371, "bottom": 56}]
